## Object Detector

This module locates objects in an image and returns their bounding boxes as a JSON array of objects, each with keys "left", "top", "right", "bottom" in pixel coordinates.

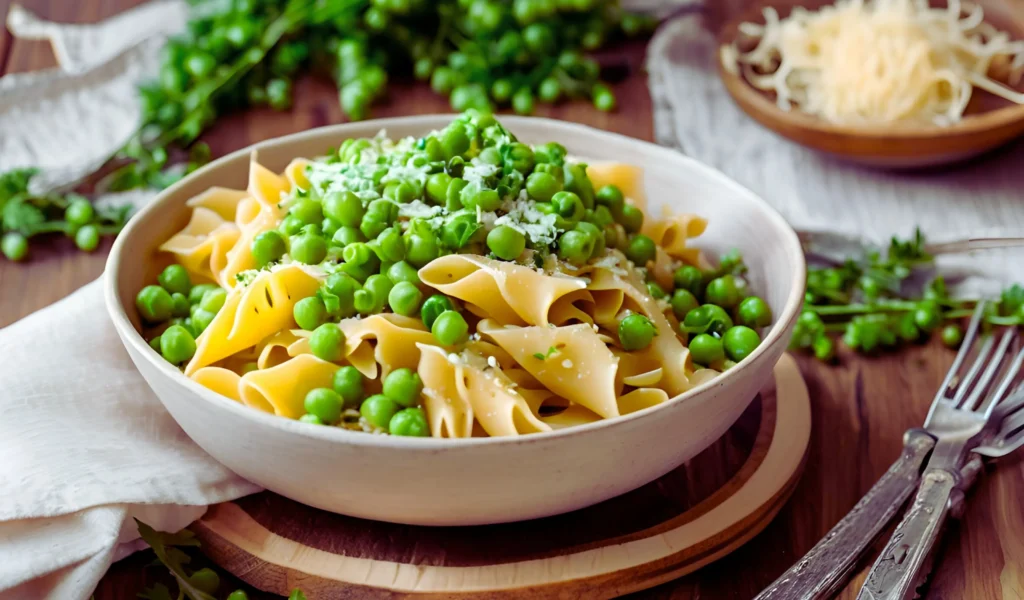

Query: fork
[
  {"left": 857, "top": 306, "right": 1024, "bottom": 600},
  {"left": 755, "top": 303, "right": 1022, "bottom": 600}
]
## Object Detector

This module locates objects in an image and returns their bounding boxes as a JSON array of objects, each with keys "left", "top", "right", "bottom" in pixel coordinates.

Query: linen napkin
[
  {"left": 0, "top": 279, "right": 260, "bottom": 600},
  {"left": 647, "top": 14, "right": 1024, "bottom": 290}
]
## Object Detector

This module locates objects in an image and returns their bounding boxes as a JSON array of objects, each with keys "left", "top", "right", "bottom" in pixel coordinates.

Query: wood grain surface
[{"left": 3, "top": 2, "right": 1023, "bottom": 600}]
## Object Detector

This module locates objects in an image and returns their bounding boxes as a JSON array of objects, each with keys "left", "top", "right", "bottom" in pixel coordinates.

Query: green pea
[
  {"left": 171, "top": 293, "right": 191, "bottom": 318},
  {"left": 353, "top": 289, "right": 377, "bottom": 315},
  {"left": 486, "top": 225, "right": 526, "bottom": 261},
  {"left": 941, "top": 324, "right": 964, "bottom": 348},
  {"left": 65, "top": 199, "right": 95, "bottom": 227},
  {"left": 684, "top": 304, "right": 734, "bottom": 336},
  {"left": 431, "top": 66, "right": 456, "bottom": 95},
  {"left": 645, "top": 282, "right": 667, "bottom": 300},
  {"left": 737, "top": 296, "right": 772, "bottom": 328},
  {"left": 185, "top": 284, "right": 216, "bottom": 306},
  {"left": 432, "top": 310, "right": 469, "bottom": 346},
  {"left": 445, "top": 178, "right": 468, "bottom": 211},
  {"left": 534, "top": 142, "right": 567, "bottom": 166},
  {"left": 184, "top": 52, "right": 216, "bottom": 79},
  {"left": 73, "top": 224, "right": 100, "bottom": 252},
  {"left": 200, "top": 288, "right": 227, "bottom": 313},
  {"left": 619, "top": 204, "right": 644, "bottom": 234},
  {"left": 191, "top": 308, "right": 216, "bottom": 335},
  {"left": 460, "top": 181, "right": 501, "bottom": 212},
  {"left": 426, "top": 172, "right": 452, "bottom": 204},
  {"left": 382, "top": 368, "right": 423, "bottom": 407},
  {"left": 321, "top": 218, "right": 341, "bottom": 239},
  {"left": 387, "top": 260, "right": 420, "bottom": 285},
  {"left": 136, "top": 285, "right": 173, "bottom": 323},
  {"left": 322, "top": 191, "right": 364, "bottom": 227},
  {"left": 384, "top": 180, "right": 419, "bottom": 204},
  {"left": 361, "top": 394, "right": 400, "bottom": 429},
  {"left": 914, "top": 301, "right": 942, "bottom": 333},
  {"left": 158, "top": 264, "right": 192, "bottom": 295},
  {"left": 299, "top": 414, "right": 324, "bottom": 425},
  {"left": 389, "top": 407, "right": 430, "bottom": 436},
  {"left": 405, "top": 233, "right": 440, "bottom": 267},
  {"left": 576, "top": 222, "right": 605, "bottom": 258},
  {"left": 279, "top": 215, "right": 304, "bottom": 236},
  {"left": 669, "top": 268, "right": 702, "bottom": 301},
  {"left": 538, "top": 77, "right": 562, "bottom": 103},
  {"left": 333, "top": 365, "right": 365, "bottom": 408},
  {"left": 557, "top": 230, "right": 594, "bottom": 266},
  {"left": 291, "top": 233, "right": 327, "bottom": 265},
  {"left": 705, "top": 275, "right": 744, "bottom": 310},
  {"left": 187, "top": 568, "right": 220, "bottom": 595},
  {"left": 290, "top": 198, "right": 323, "bottom": 225},
  {"left": 149, "top": 336, "right": 162, "bottom": 352},
  {"left": 512, "top": 88, "right": 535, "bottom": 115},
  {"left": 332, "top": 226, "right": 365, "bottom": 247},
  {"left": 588, "top": 205, "right": 614, "bottom": 229},
  {"left": 593, "top": 83, "right": 616, "bottom": 112},
  {"left": 563, "top": 163, "right": 595, "bottom": 209},
  {"left": 812, "top": 334, "right": 835, "bottom": 362},
  {"left": 293, "top": 296, "right": 327, "bottom": 331},
  {"left": 625, "top": 234, "right": 656, "bottom": 266},
  {"left": 160, "top": 325, "right": 197, "bottom": 365},
  {"left": 364, "top": 274, "right": 393, "bottom": 310},
  {"left": 309, "top": 323, "right": 345, "bottom": 362},
  {"left": 618, "top": 313, "right": 657, "bottom": 351},
  {"left": 596, "top": 185, "right": 625, "bottom": 215},
  {"left": 723, "top": 326, "right": 760, "bottom": 362},
  {"left": 441, "top": 125, "right": 470, "bottom": 159},
  {"left": 526, "top": 171, "right": 562, "bottom": 202},
  {"left": 388, "top": 281, "right": 423, "bottom": 317},
  {"left": 478, "top": 146, "right": 502, "bottom": 166},
  {"left": 421, "top": 294, "right": 456, "bottom": 329},
  {"left": 491, "top": 78, "right": 514, "bottom": 103},
  {"left": 670, "top": 289, "right": 699, "bottom": 319},
  {"left": 252, "top": 230, "right": 287, "bottom": 267},
  {"left": 414, "top": 57, "right": 434, "bottom": 80},
  {"left": 552, "top": 191, "right": 585, "bottom": 223},
  {"left": 374, "top": 227, "right": 405, "bottom": 262},
  {"left": 1, "top": 232, "right": 28, "bottom": 261},
  {"left": 689, "top": 333, "right": 725, "bottom": 365},
  {"left": 266, "top": 78, "right": 292, "bottom": 111},
  {"left": 304, "top": 387, "right": 344, "bottom": 424}
]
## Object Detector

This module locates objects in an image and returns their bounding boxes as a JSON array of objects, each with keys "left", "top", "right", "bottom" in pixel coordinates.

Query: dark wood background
[{"left": 2, "top": 1, "right": 1023, "bottom": 599}]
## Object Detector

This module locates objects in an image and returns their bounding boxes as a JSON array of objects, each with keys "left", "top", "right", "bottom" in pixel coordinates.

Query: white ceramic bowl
[{"left": 105, "top": 115, "right": 805, "bottom": 526}]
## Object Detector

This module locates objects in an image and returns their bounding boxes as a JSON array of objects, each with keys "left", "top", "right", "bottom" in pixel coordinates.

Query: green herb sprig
[{"left": 792, "top": 229, "right": 1024, "bottom": 361}]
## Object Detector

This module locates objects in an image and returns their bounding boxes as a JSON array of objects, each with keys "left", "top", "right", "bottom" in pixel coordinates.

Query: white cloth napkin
[
  {"left": 647, "top": 14, "right": 1024, "bottom": 291},
  {"left": 0, "top": 279, "right": 260, "bottom": 600}
]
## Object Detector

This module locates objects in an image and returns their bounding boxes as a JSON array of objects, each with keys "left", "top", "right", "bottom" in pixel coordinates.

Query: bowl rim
[{"left": 104, "top": 114, "right": 806, "bottom": 449}]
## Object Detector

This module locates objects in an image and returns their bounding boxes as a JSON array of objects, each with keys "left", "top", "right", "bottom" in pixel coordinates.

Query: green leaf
[
  {"left": 134, "top": 519, "right": 216, "bottom": 600},
  {"left": 288, "top": 590, "right": 308, "bottom": 600},
  {"left": 1000, "top": 284, "right": 1024, "bottom": 316},
  {"left": 2, "top": 198, "right": 46, "bottom": 235}
]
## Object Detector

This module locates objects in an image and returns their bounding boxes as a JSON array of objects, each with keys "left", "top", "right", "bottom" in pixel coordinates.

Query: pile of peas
[
  {"left": 666, "top": 264, "right": 773, "bottom": 369},
  {"left": 137, "top": 265, "right": 227, "bottom": 366}
]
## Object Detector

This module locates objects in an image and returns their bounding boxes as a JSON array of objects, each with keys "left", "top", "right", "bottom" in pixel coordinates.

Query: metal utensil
[
  {"left": 798, "top": 229, "right": 1024, "bottom": 267},
  {"left": 975, "top": 396, "right": 1024, "bottom": 458},
  {"left": 754, "top": 304, "right": 1017, "bottom": 600},
  {"left": 857, "top": 306, "right": 1024, "bottom": 600}
]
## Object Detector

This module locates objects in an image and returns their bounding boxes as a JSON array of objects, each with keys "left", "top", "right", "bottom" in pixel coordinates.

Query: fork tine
[
  {"left": 950, "top": 334, "right": 996, "bottom": 404},
  {"left": 926, "top": 302, "right": 990, "bottom": 425},
  {"left": 982, "top": 338, "right": 1024, "bottom": 417},
  {"left": 961, "top": 330, "right": 1017, "bottom": 412},
  {"left": 997, "top": 410, "right": 1024, "bottom": 442},
  {"left": 995, "top": 386, "right": 1024, "bottom": 419}
]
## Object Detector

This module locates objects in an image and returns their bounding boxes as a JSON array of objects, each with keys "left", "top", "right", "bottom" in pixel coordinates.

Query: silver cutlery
[
  {"left": 798, "top": 229, "right": 1024, "bottom": 266},
  {"left": 756, "top": 303, "right": 1024, "bottom": 600}
]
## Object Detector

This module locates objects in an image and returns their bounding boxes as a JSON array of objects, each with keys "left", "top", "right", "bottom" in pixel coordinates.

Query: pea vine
[
  {"left": 0, "top": 0, "right": 653, "bottom": 262},
  {"left": 791, "top": 229, "right": 1024, "bottom": 361}
]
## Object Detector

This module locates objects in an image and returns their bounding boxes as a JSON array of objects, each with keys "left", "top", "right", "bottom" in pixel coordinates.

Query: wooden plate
[
  {"left": 191, "top": 354, "right": 811, "bottom": 599},
  {"left": 718, "top": 0, "right": 1024, "bottom": 168}
]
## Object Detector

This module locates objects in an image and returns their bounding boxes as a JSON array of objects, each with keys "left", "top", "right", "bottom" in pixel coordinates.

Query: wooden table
[{"left": 3, "top": 2, "right": 1023, "bottom": 599}]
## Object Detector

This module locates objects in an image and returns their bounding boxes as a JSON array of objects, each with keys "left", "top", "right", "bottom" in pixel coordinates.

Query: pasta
[{"left": 136, "top": 112, "right": 774, "bottom": 438}]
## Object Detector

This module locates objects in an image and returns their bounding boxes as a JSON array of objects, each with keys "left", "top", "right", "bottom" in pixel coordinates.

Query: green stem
[{"left": 805, "top": 301, "right": 920, "bottom": 316}]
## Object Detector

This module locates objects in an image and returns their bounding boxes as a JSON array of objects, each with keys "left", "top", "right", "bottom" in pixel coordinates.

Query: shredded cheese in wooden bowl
[{"left": 720, "top": 0, "right": 1024, "bottom": 126}]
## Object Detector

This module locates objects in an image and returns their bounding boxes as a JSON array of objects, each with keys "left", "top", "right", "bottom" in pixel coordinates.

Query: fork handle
[
  {"left": 856, "top": 467, "right": 962, "bottom": 600},
  {"left": 754, "top": 429, "right": 935, "bottom": 600}
]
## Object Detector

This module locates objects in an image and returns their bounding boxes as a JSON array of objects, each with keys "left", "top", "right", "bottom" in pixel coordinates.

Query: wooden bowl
[
  {"left": 103, "top": 116, "right": 806, "bottom": 526},
  {"left": 717, "top": 0, "right": 1024, "bottom": 168}
]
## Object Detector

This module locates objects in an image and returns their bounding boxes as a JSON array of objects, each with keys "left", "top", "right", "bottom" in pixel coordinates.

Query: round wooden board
[{"left": 193, "top": 354, "right": 811, "bottom": 599}]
